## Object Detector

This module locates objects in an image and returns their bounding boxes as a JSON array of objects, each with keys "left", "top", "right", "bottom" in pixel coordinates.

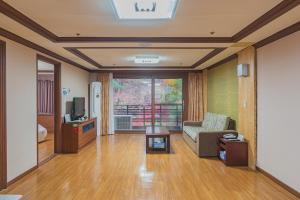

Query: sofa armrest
[
  {"left": 183, "top": 121, "right": 202, "bottom": 127},
  {"left": 199, "top": 130, "right": 238, "bottom": 135}
]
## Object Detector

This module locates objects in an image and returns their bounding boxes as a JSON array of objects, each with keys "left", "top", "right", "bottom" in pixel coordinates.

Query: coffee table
[{"left": 145, "top": 126, "right": 170, "bottom": 153}]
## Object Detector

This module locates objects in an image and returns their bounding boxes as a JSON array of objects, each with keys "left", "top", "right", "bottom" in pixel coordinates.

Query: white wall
[
  {"left": 61, "top": 63, "right": 89, "bottom": 116},
  {"left": 4, "top": 38, "right": 37, "bottom": 181},
  {"left": 1, "top": 36, "right": 89, "bottom": 181},
  {"left": 257, "top": 31, "right": 300, "bottom": 192}
]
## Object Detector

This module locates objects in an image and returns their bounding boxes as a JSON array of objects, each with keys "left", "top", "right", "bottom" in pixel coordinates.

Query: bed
[{"left": 38, "top": 124, "right": 48, "bottom": 143}]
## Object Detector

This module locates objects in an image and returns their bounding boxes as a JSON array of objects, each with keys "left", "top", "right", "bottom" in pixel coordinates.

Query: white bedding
[{"left": 38, "top": 124, "right": 48, "bottom": 143}]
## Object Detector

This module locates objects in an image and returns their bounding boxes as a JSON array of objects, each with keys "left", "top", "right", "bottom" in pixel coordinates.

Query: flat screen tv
[{"left": 72, "top": 97, "right": 85, "bottom": 120}]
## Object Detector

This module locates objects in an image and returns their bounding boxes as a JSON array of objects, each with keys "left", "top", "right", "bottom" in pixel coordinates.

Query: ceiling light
[
  {"left": 112, "top": 0, "right": 178, "bottom": 19},
  {"left": 134, "top": 56, "right": 160, "bottom": 64}
]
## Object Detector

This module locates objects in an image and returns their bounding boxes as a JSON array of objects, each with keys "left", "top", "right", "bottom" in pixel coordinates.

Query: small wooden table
[
  {"left": 217, "top": 137, "right": 248, "bottom": 166},
  {"left": 146, "top": 126, "right": 170, "bottom": 153}
]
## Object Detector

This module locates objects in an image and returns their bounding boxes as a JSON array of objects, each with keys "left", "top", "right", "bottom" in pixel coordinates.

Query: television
[{"left": 72, "top": 97, "right": 85, "bottom": 120}]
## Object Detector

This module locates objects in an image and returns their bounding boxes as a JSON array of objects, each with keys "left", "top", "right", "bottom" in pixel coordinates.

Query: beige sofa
[{"left": 183, "top": 112, "right": 237, "bottom": 157}]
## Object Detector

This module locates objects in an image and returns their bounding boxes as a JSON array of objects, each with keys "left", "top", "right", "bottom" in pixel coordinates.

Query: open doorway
[
  {"left": 36, "top": 55, "right": 62, "bottom": 165},
  {"left": 37, "top": 59, "right": 55, "bottom": 163}
]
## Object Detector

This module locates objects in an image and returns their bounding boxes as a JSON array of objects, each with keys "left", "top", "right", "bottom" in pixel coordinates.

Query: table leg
[
  {"left": 146, "top": 136, "right": 149, "bottom": 153},
  {"left": 167, "top": 135, "right": 170, "bottom": 153}
]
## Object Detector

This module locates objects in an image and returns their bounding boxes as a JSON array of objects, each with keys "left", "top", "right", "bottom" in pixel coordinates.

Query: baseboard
[
  {"left": 256, "top": 166, "right": 300, "bottom": 198},
  {"left": 7, "top": 165, "right": 38, "bottom": 186},
  {"left": 38, "top": 153, "right": 57, "bottom": 167}
]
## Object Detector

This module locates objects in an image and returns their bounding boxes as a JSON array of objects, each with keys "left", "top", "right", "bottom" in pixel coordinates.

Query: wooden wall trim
[
  {"left": 237, "top": 46, "right": 257, "bottom": 170},
  {"left": 64, "top": 48, "right": 103, "bottom": 69},
  {"left": 1, "top": 1, "right": 299, "bottom": 71},
  {"left": 207, "top": 54, "right": 238, "bottom": 70},
  {"left": 232, "top": 0, "right": 300, "bottom": 42},
  {"left": 191, "top": 48, "right": 225, "bottom": 68},
  {"left": 257, "top": 167, "right": 300, "bottom": 198},
  {"left": 54, "top": 59, "right": 62, "bottom": 153},
  {"left": 0, "top": 28, "right": 90, "bottom": 72},
  {"left": 36, "top": 54, "right": 63, "bottom": 154},
  {"left": 254, "top": 21, "right": 300, "bottom": 48},
  {"left": 65, "top": 47, "right": 223, "bottom": 69},
  {"left": 7, "top": 166, "right": 38, "bottom": 186},
  {"left": 0, "top": 40, "right": 7, "bottom": 190},
  {"left": 111, "top": 70, "right": 189, "bottom": 79},
  {"left": 1, "top": 0, "right": 298, "bottom": 43},
  {"left": 202, "top": 69, "right": 208, "bottom": 114}
]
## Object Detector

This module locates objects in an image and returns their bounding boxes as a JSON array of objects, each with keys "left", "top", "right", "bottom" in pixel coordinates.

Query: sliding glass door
[
  {"left": 154, "top": 79, "right": 183, "bottom": 131},
  {"left": 113, "top": 78, "right": 183, "bottom": 131}
]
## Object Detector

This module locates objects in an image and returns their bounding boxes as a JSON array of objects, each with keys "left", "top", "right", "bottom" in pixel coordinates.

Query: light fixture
[
  {"left": 134, "top": 56, "right": 160, "bottom": 64},
  {"left": 112, "top": 0, "right": 178, "bottom": 19}
]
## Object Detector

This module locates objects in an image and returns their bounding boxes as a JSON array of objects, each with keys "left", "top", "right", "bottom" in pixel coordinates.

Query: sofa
[{"left": 183, "top": 112, "right": 237, "bottom": 157}]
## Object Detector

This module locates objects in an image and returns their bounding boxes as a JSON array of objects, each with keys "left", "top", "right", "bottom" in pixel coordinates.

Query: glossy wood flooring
[
  {"left": 1, "top": 134, "right": 298, "bottom": 200},
  {"left": 38, "top": 132, "right": 54, "bottom": 164}
]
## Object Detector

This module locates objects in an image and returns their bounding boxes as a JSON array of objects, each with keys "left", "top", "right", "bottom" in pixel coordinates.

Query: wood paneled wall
[
  {"left": 0, "top": 40, "right": 7, "bottom": 189},
  {"left": 202, "top": 69, "right": 208, "bottom": 114},
  {"left": 237, "top": 46, "right": 257, "bottom": 170}
]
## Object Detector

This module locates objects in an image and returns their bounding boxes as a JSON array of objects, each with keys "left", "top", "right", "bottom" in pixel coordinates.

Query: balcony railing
[{"left": 114, "top": 104, "right": 183, "bottom": 131}]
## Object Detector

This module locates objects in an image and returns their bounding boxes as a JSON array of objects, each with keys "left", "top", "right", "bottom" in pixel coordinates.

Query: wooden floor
[
  {"left": 38, "top": 132, "right": 54, "bottom": 163},
  {"left": 1, "top": 134, "right": 298, "bottom": 200}
]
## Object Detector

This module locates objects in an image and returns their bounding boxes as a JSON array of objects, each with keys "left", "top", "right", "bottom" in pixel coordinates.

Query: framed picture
[{"left": 64, "top": 114, "right": 71, "bottom": 123}]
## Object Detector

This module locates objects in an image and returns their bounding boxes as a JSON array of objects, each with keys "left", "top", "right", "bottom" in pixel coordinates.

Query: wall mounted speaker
[{"left": 237, "top": 64, "right": 249, "bottom": 77}]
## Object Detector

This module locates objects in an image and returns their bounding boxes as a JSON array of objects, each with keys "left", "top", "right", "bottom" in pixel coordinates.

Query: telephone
[{"left": 223, "top": 133, "right": 237, "bottom": 139}]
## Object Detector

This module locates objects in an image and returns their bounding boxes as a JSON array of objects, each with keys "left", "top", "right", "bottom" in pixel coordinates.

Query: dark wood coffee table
[{"left": 146, "top": 126, "right": 170, "bottom": 153}]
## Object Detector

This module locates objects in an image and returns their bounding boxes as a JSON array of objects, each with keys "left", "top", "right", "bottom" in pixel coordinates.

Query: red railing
[{"left": 114, "top": 104, "right": 183, "bottom": 130}]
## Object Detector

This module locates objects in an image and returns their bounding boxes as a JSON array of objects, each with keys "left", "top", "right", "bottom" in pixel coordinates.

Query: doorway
[{"left": 36, "top": 55, "right": 61, "bottom": 165}]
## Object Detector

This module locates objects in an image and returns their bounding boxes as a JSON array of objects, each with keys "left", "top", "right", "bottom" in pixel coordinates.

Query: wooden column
[
  {"left": 202, "top": 69, "right": 208, "bottom": 114},
  {"left": 237, "top": 46, "right": 257, "bottom": 170},
  {"left": 0, "top": 40, "right": 7, "bottom": 189}
]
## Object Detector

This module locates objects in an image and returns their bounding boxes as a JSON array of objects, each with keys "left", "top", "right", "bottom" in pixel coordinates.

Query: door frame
[
  {"left": 36, "top": 54, "right": 62, "bottom": 165},
  {"left": 0, "top": 40, "right": 7, "bottom": 190}
]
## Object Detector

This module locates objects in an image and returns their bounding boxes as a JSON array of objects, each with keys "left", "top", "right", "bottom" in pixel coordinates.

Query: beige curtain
[
  {"left": 188, "top": 72, "right": 204, "bottom": 121},
  {"left": 96, "top": 73, "right": 112, "bottom": 136}
]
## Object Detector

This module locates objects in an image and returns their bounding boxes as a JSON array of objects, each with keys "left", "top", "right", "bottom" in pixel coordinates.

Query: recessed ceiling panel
[
  {"left": 78, "top": 48, "right": 214, "bottom": 67},
  {"left": 112, "top": 0, "right": 178, "bottom": 19},
  {"left": 4, "top": 0, "right": 282, "bottom": 37}
]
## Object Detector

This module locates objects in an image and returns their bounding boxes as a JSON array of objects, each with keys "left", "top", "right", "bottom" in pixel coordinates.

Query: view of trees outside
[
  {"left": 113, "top": 79, "right": 151, "bottom": 105},
  {"left": 155, "top": 79, "right": 182, "bottom": 104},
  {"left": 155, "top": 79, "right": 183, "bottom": 129},
  {"left": 113, "top": 79, "right": 183, "bottom": 130}
]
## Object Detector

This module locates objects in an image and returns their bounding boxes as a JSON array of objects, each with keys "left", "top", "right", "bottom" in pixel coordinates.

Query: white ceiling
[
  {"left": 0, "top": 0, "right": 299, "bottom": 70},
  {"left": 3, "top": 0, "right": 281, "bottom": 37},
  {"left": 78, "top": 48, "right": 213, "bottom": 67}
]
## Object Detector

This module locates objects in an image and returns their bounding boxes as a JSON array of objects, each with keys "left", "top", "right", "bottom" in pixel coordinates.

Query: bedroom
[{"left": 37, "top": 59, "right": 55, "bottom": 164}]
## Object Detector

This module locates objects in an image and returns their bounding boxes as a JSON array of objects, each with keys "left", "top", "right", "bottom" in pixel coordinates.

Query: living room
[{"left": 0, "top": 1, "right": 300, "bottom": 199}]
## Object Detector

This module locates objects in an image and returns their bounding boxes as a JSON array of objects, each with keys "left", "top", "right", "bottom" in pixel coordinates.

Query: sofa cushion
[
  {"left": 202, "top": 112, "right": 229, "bottom": 131},
  {"left": 183, "top": 126, "right": 205, "bottom": 141}
]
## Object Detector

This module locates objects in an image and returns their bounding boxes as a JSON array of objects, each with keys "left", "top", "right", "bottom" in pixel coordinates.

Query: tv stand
[{"left": 62, "top": 118, "right": 96, "bottom": 153}]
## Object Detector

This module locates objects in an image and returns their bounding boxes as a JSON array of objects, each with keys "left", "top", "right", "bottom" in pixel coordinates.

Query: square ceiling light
[
  {"left": 134, "top": 56, "right": 160, "bottom": 64},
  {"left": 112, "top": 0, "right": 178, "bottom": 19}
]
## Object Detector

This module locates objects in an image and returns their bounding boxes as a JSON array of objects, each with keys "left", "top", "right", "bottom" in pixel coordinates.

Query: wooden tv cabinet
[{"left": 62, "top": 118, "right": 96, "bottom": 153}]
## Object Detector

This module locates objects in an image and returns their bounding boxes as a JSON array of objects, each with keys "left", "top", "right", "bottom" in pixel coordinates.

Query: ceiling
[{"left": 0, "top": 0, "right": 299, "bottom": 71}]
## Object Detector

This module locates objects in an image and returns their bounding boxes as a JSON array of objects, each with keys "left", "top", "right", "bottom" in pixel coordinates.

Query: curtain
[
  {"left": 38, "top": 74, "right": 54, "bottom": 115},
  {"left": 188, "top": 72, "right": 204, "bottom": 121},
  {"left": 96, "top": 73, "right": 114, "bottom": 136}
]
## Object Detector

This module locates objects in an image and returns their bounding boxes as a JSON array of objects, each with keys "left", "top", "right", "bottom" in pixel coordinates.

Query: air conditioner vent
[{"left": 114, "top": 115, "right": 132, "bottom": 130}]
